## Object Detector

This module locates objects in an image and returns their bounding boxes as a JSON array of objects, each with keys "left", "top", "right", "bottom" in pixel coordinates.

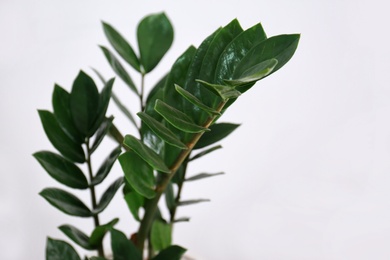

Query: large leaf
[
  {"left": 194, "top": 123, "right": 240, "bottom": 149},
  {"left": 137, "top": 12, "right": 173, "bottom": 73},
  {"left": 94, "top": 177, "right": 124, "bottom": 214},
  {"left": 151, "top": 220, "right": 172, "bottom": 251},
  {"left": 123, "top": 135, "right": 170, "bottom": 173},
  {"left": 92, "top": 146, "right": 122, "bottom": 185},
  {"left": 110, "top": 229, "right": 142, "bottom": 260},
  {"left": 119, "top": 150, "right": 156, "bottom": 199},
  {"left": 38, "top": 110, "right": 85, "bottom": 163},
  {"left": 59, "top": 224, "right": 94, "bottom": 250},
  {"left": 151, "top": 245, "right": 186, "bottom": 260},
  {"left": 46, "top": 237, "right": 81, "bottom": 260},
  {"left": 102, "top": 22, "right": 141, "bottom": 72},
  {"left": 124, "top": 186, "right": 144, "bottom": 221},
  {"left": 70, "top": 71, "right": 100, "bottom": 137},
  {"left": 165, "top": 182, "right": 175, "bottom": 212},
  {"left": 33, "top": 151, "right": 88, "bottom": 189},
  {"left": 89, "top": 218, "right": 119, "bottom": 247},
  {"left": 40, "top": 188, "right": 92, "bottom": 217}
]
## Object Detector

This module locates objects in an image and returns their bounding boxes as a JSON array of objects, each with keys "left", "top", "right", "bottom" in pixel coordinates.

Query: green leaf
[
  {"left": 111, "top": 92, "right": 138, "bottom": 127},
  {"left": 173, "top": 217, "right": 190, "bottom": 223},
  {"left": 185, "top": 172, "right": 224, "bottom": 182},
  {"left": 190, "top": 145, "right": 222, "bottom": 159},
  {"left": 137, "top": 112, "right": 187, "bottom": 149},
  {"left": 154, "top": 100, "right": 209, "bottom": 133},
  {"left": 89, "top": 218, "right": 119, "bottom": 247},
  {"left": 123, "top": 135, "right": 170, "bottom": 173},
  {"left": 33, "top": 151, "right": 88, "bottom": 189},
  {"left": 70, "top": 71, "right": 100, "bottom": 137},
  {"left": 119, "top": 150, "right": 156, "bottom": 199},
  {"left": 196, "top": 80, "right": 241, "bottom": 100},
  {"left": 195, "top": 123, "right": 240, "bottom": 149},
  {"left": 102, "top": 22, "right": 141, "bottom": 72},
  {"left": 151, "top": 245, "right": 186, "bottom": 260},
  {"left": 40, "top": 188, "right": 92, "bottom": 217},
  {"left": 225, "top": 58, "right": 278, "bottom": 86},
  {"left": 100, "top": 46, "right": 138, "bottom": 95},
  {"left": 137, "top": 12, "right": 173, "bottom": 73},
  {"left": 92, "top": 146, "right": 122, "bottom": 185},
  {"left": 46, "top": 237, "right": 81, "bottom": 260},
  {"left": 174, "top": 84, "right": 220, "bottom": 115},
  {"left": 178, "top": 199, "right": 210, "bottom": 206},
  {"left": 38, "top": 110, "right": 85, "bottom": 163},
  {"left": 59, "top": 224, "right": 94, "bottom": 250},
  {"left": 165, "top": 182, "right": 175, "bottom": 212},
  {"left": 94, "top": 177, "right": 124, "bottom": 214},
  {"left": 52, "top": 84, "right": 84, "bottom": 143},
  {"left": 151, "top": 220, "right": 172, "bottom": 251},
  {"left": 111, "top": 229, "right": 142, "bottom": 260},
  {"left": 90, "top": 116, "right": 113, "bottom": 154},
  {"left": 88, "top": 257, "right": 107, "bottom": 260},
  {"left": 124, "top": 188, "right": 144, "bottom": 221}
]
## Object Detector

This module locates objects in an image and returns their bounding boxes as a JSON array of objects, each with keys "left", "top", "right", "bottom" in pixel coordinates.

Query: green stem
[{"left": 170, "top": 159, "right": 189, "bottom": 224}]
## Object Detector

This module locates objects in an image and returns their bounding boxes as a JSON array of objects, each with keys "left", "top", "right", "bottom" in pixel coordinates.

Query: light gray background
[{"left": 1, "top": 0, "right": 389, "bottom": 259}]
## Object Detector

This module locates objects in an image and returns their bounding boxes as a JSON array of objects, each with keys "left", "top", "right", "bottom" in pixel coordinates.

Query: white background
[{"left": 1, "top": 0, "right": 390, "bottom": 259}]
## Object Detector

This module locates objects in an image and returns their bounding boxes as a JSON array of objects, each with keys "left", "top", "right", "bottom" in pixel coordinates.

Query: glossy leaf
[
  {"left": 70, "top": 71, "right": 100, "bottom": 137},
  {"left": 185, "top": 172, "right": 224, "bottom": 182},
  {"left": 52, "top": 84, "right": 84, "bottom": 143},
  {"left": 38, "top": 110, "right": 85, "bottom": 163},
  {"left": 40, "top": 188, "right": 92, "bottom": 217},
  {"left": 165, "top": 182, "right": 175, "bottom": 212},
  {"left": 89, "top": 218, "right": 119, "bottom": 247},
  {"left": 177, "top": 199, "right": 210, "bottom": 206},
  {"left": 92, "top": 146, "right": 122, "bottom": 185},
  {"left": 190, "top": 145, "right": 222, "bottom": 159},
  {"left": 194, "top": 123, "right": 240, "bottom": 149},
  {"left": 94, "top": 177, "right": 124, "bottom": 214},
  {"left": 151, "top": 220, "right": 172, "bottom": 251},
  {"left": 111, "top": 229, "right": 142, "bottom": 260},
  {"left": 46, "top": 237, "right": 81, "bottom": 260},
  {"left": 100, "top": 46, "right": 138, "bottom": 95},
  {"left": 155, "top": 100, "right": 209, "bottom": 133},
  {"left": 137, "top": 13, "right": 173, "bottom": 73},
  {"left": 34, "top": 151, "right": 88, "bottom": 189},
  {"left": 196, "top": 80, "right": 241, "bottom": 100},
  {"left": 119, "top": 150, "right": 156, "bottom": 199},
  {"left": 90, "top": 116, "right": 113, "bottom": 154},
  {"left": 123, "top": 135, "right": 170, "bottom": 173},
  {"left": 102, "top": 22, "right": 141, "bottom": 72},
  {"left": 137, "top": 112, "right": 187, "bottom": 149},
  {"left": 151, "top": 245, "right": 186, "bottom": 260},
  {"left": 59, "top": 224, "right": 94, "bottom": 250},
  {"left": 124, "top": 188, "right": 144, "bottom": 221}
]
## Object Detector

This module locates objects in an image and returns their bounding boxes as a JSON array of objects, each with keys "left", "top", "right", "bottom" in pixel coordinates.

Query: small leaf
[
  {"left": 100, "top": 46, "right": 138, "bottom": 95},
  {"left": 137, "top": 112, "right": 187, "bottom": 149},
  {"left": 59, "top": 224, "right": 94, "bottom": 250},
  {"left": 151, "top": 245, "right": 186, "bottom": 260},
  {"left": 111, "top": 229, "right": 142, "bottom": 260},
  {"left": 137, "top": 12, "right": 174, "bottom": 73},
  {"left": 195, "top": 123, "right": 240, "bottom": 149},
  {"left": 151, "top": 220, "right": 172, "bottom": 251},
  {"left": 154, "top": 100, "right": 209, "bottom": 133},
  {"left": 165, "top": 182, "right": 175, "bottom": 212},
  {"left": 38, "top": 110, "right": 85, "bottom": 163},
  {"left": 173, "top": 217, "right": 190, "bottom": 223},
  {"left": 177, "top": 199, "right": 210, "bottom": 206},
  {"left": 89, "top": 218, "right": 119, "bottom": 247},
  {"left": 90, "top": 116, "right": 113, "bottom": 154},
  {"left": 94, "top": 177, "right": 124, "bottom": 214},
  {"left": 124, "top": 188, "right": 144, "bottom": 221},
  {"left": 123, "top": 135, "right": 170, "bottom": 173},
  {"left": 119, "top": 150, "right": 156, "bottom": 199},
  {"left": 190, "top": 145, "right": 222, "bottom": 159},
  {"left": 40, "top": 188, "right": 92, "bottom": 217},
  {"left": 196, "top": 80, "right": 241, "bottom": 100},
  {"left": 111, "top": 92, "right": 138, "bottom": 127},
  {"left": 185, "top": 172, "right": 224, "bottom": 182},
  {"left": 46, "top": 237, "right": 81, "bottom": 260},
  {"left": 34, "top": 151, "right": 88, "bottom": 189},
  {"left": 102, "top": 22, "right": 141, "bottom": 72},
  {"left": 92, "top": 146, "right": 122, "bottom": 185}
]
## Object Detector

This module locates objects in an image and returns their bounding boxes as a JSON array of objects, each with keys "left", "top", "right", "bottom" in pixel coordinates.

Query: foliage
[{"left": 35, "top": 12, "right": 299, "bottom": 259}]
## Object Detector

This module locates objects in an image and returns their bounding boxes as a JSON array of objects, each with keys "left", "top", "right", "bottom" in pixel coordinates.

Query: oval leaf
[
  {"left": 89, "top": 218, "right": 119, "bottom": 247},
  {"left": 59, "top": 224, "right": 94, "bottom": 250},
  {"left": 151, "top": 245, "right": 187, "bottom": 260},
  {"left": 151, "top": 220, "right": 172, "bottom": 251},
  {"left": 92, "top": 146, "right": 122, "bottom": 185},
  {"left": 194, "top": 123, "right": 240, "bottom": 149},
  {"left": 46, "top": 237, "right": 81, "bottom": 260},
  {"left": 111, "top": 229, "right": 142, "bottom": 260},
  {"left": 90, "top": 116, "right": 114, "bottom": 154},
  {"left": 94, "top": 177, "right": 124, "bottom": 214}
]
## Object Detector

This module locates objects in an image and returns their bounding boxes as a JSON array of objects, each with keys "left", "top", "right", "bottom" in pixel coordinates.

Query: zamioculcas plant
[{"left": 35, "top": 12, "right": 299, "bottom": 259}]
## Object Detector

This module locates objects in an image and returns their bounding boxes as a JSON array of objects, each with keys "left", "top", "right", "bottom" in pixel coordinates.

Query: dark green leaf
[
  {"left": 165, "top": 182, "right": 175, "bottom": 212},
  {"left": 59, "top": 224, "right": 94, "bottom": 250},
  {"left": 151, "top": 245, "right": 186, "bottom": 260},
  {"left": 137, "top": 13, "right": 173, "bottom": 73},
  {"left": 190, "top": 145, "right": 222, "bottom": 159},
  {"left": 178, "top": 199, "right": 210, "bottom": 206},
  {"left": 89, "top": 218, "right": 119, "bottom": 247},
  {"left": 111, "top": 229, "right": 141, "bottom": 260},
  {"left": 94, "top": 177, "right": 124, "bottom": 214},
  {"left": 90, "top": 116, "right": 113, "bottom": 154},
  {"left": 40, "top": 188, "right": 92, "bottom": 217},
  {"left": 123, "top": 135, "right": 170, "bottom": 173},
  {"left": 154, "top": 100, "right": 209, "bottom": 133},
  {"left": 102, "top": 22, "right": 141, "bottom": 72},
  {"left": 52, "top": 84, "right": 84, "bottom": 143},
  {"left": 151, "top": 220, "right": 172, "bottom": 251},
  {"left": 34, "top": 151, "right": 88, "bottom": 189},
  {"left": 196, "top": 80, "right": 241, "bottom": 100},
  {"left": 100, "top": 46, "right": 138, "bottom": 95},
  {"left": 119, "top": 150, "right": 156, "bottom": 199},
  {"left": 111, "top": 92, "right": 138, "bottom": 127},
  {"left": 137, "top": 112, "right": 187, "bottom": 149},
  {"left": 46, "top": 237, "right": 81, "bottom": 260},
  {"left": 195, "top": 123, "right": 240, "bottom": 149},
  {"left": 92, "top": 146, "right": 122, "bottom": 185},
  {"left": 88, "top": 257, "right": 106, "bottom": 260},
  {"left": 185, "top": 172, "right": 224, "bottom": 182},
  {"left": 124, "top": 188, "right": 144, "bottom": 221},
  {"left": 38, "top": 110, "right": 85, "bottom": 163},
  {"left": 173, "top": 217, "right": 190, "bottom": 223}
]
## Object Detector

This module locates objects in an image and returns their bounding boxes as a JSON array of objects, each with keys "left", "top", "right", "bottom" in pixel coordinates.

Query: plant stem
[
  {"left": 136, "top": 101, "right": 227, "bottom": 252},
  {"left": 170, "top": 159, "right": 189, "bottom": 224}
]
